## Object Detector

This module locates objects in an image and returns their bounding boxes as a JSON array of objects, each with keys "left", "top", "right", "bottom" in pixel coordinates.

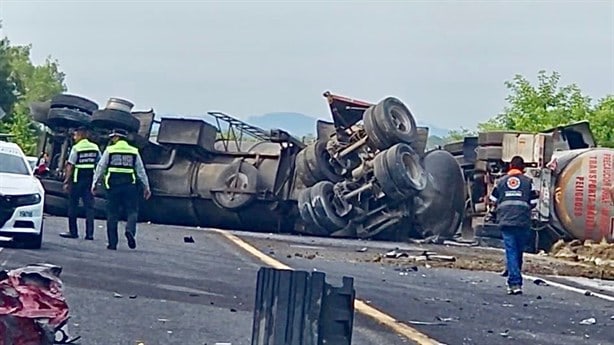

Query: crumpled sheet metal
[{"left": 0, "top": 263, "right": 70, "bottom": 345}]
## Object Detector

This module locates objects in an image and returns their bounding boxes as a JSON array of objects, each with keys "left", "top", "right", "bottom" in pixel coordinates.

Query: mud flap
[{"left": 251, "top": 267, "right": 355, "bottom": 345}]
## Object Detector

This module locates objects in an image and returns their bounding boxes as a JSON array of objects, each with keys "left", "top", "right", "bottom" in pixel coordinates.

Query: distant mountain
[
  {"left": 246, "top": 112, "right": 451, "bottom": 139},
  {"left": 246, "top": 112, "right": 324, "bottom": 137}
]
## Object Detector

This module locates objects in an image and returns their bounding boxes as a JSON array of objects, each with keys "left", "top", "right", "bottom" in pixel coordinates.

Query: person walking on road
[
  {"left": 489, "top": 156, "right": 538, "bottom": 295},
  {"left": 60, "top": 127, "right": 100, "bottom": 240},
  {"left": 91, "top": 129, "right": 151, "bottom": 250}
]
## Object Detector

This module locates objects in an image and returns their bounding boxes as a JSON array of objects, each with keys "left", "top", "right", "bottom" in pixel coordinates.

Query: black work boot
[
  {"left": 59, "top": 232, "right": 78, "bottom": 239},
  {"left": 107, "top": 244, "right": 117, "bottom": 250},
  {"left": 125, "top": 232, "right": 136, "bottom": 249}
]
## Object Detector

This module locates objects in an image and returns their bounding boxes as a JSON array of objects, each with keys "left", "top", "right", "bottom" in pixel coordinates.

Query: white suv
[{"left": 0, "top": 141, "right": 45, "bottom": 248}]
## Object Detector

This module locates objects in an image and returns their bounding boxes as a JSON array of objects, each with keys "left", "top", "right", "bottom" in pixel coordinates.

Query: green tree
[
  {"left": 0, "top": 30, "right": 20, "bottom": 115},
  {"left": 478, "top": 70, "right": 613, "bottom": 147},
  {"left": 0, "top": 33, "right": 66, "bottom": 155}
]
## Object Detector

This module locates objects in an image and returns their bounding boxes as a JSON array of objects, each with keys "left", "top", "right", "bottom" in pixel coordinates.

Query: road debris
[
  {"left": 533, "top": 278, "right": 549, "bottom": 286},
  {"left": 407, "top": 320, "right": 447, "bottom": 326},
  {"left": 379, "top": 249, "right": 456, "bottom": 263},
  {"left": 0, "top": 263, "right": 80, "bottom": 344},
  {"left": 499, "top": 330, "right": 510, "bottom": 338},
  {"left": 114, "top": 292, "right": 123, "bottom": 298},
  {"left": 356, "top": 247, "right": 368, "bottom": 253},
  {"left": 579, "top": 317, "right": 596, "bottom": 325},
  {"left": 550, "top": 238, "right": 614, "bottom": 268},
  {"left": 184, "top": 236, "right": 195, "bottom": 243}
]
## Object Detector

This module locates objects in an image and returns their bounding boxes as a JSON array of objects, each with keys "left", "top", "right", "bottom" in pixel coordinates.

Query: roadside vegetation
[
  {"left": 0, "top": 26, "right": 611, "bottom": 155},
  {"left": 440, "top": 71, "right": 614, "bottom": 147},
  {"left": 0, "top": 24, "right": 66, "bottom": 155}
]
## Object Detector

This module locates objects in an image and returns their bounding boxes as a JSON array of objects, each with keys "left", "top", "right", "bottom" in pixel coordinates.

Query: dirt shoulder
[{"left": 240, "top": 235, "right": 614, "bottom": 280}]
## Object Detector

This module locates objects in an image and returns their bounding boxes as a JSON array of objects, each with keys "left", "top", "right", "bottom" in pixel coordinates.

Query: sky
[{"left": 0, "top": 0, "right": 612, "bottom": 131}]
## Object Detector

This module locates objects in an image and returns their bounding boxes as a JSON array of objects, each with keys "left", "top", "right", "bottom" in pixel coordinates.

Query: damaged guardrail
[
  {"left": 251, "top": 267, "right": 355, "bottom": 345},
  {"left": 0, "top": 263, "right": 79, "bottom": 345}
]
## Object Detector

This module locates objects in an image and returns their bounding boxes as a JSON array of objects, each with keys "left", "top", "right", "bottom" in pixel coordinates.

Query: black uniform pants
[
  {"left": 67, "top": 179, "right": 95, "bottom": 237},
  {"left": 105, "top": 183, "right": 139, "bottom": 247}
]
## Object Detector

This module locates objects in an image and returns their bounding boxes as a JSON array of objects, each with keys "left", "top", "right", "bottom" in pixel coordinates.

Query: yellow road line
[{"left": 214, "top": 229, "right": 444, "bottom": 345}]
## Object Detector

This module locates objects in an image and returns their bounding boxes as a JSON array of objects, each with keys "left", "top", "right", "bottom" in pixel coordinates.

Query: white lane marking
[{"left": 524, "top": 274, "right": 614, "bottom": 302}]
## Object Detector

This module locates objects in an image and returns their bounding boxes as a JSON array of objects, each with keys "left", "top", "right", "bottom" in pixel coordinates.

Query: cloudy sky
[{"left": 0, "top": 0, "right": 612, "bottom": 130}]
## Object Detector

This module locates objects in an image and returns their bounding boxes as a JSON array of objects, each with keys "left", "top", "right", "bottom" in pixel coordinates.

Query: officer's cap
[{"left": 109, "top": 128, "right": 128, "bottom": 138}]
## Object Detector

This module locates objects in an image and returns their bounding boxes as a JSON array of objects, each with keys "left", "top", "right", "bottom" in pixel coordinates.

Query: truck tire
[
  {"left": 365, "top": 97, "right": 418, "bottom": 150},
  {"left": 476, "top": 146, "right": 503, "bottom": 161},
  {"left": 307, "top": 140, "right": 343, "bottom": 183},
  {"left": 309, "top": 181, "right": 348, "bottom": 231},
  {"left": 373, "top": 149, "right": 408, "bottom": 200},
  {"left": 443, "top": 141, "right": 464, "bottom": 156},
  {"left": 90, "top": 109, "right": 140, "bottom": 133},
  {"left": 211, "top": 161, "right": 259, "bottom": 211},
  {"left": 384, "top": 143, "right": 428, "bottom": 192},
  {"left": 46, "top": 108, "right": 91, "bottom": 129},
  {"left": 297, "top": 187, "right": 329, "bottom": 235},
  {"left": 363, "top": 106, "right": 389, "bottom": 150},
  {"left": 50, "top": 94, "right": 99, "bottom": 115},
  {"left": 295, "top": 149, "right": 319, "bottom": 187}
]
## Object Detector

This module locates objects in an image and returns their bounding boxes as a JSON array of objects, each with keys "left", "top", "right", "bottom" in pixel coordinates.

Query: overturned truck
[
  {"left": 30, "top": 91, "right": 467, "bottom": 241},
  {"left": 443, "top": 122, "right": 614, "bottom": 250}
]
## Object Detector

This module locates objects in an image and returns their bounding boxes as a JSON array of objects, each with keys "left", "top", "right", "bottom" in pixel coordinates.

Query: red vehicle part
[{"left": 0, "top": 264, "right": 77, "bottom": 345}]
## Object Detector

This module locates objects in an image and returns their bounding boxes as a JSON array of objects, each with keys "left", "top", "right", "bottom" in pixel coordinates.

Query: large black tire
[
  {"left": 296, "top": 140, "right": 342, "bottom": 187},
  {"left": 50, "top": 94, "right": 99, "bottom": 115},
  {"left": 309, "top": 181, "right": 347, "bottom": 231},
  {"left": 297, "top": 187, "right": 328, "bottom": 235},
  {"left": 365, "top": 97, "right": 418, "bottom": 150},
  {"left": 90, "top": 109, "right": 140, "bottom": 133},
  {"left": 295, "top": 149, "right": 319, "bottom": 187},
  {"left": 212, "top": 161, "right": 259, "bottom": 211},
  {"left": 24, "top": 221, "right": 43, "bottom": 249},
  {"left": 46, "top": 108, "right": 91, "bottom": 129},
  {"left": 373, "top": 149, "right": 407, "bottom": 200},
  {"left": 305, "top": 140, "right": 342, "bottom": 182},
  {"left": 384, "top": 143, "right": 427, "bottom": 192},
  {"left": 363, "top": 106, "right": 388, "bottom": 150}
]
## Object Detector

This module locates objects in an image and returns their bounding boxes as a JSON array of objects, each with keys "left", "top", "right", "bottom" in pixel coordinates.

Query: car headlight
[{"left": 3, "top": 193, "right": 42, "bottom": 207}]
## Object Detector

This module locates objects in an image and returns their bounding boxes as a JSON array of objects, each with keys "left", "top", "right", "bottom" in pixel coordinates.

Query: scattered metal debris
[
  {"left": 407, "top": 320, "right": 447, "bottom": 326},
  {"left": 114, "top": 292, "right": 123, "bottom": 298},
  {"left": 184, "top": 236, "right": 195, "bottom": 243},
  {"left": 379, "top": 249, "right": 457, "bottom": 263},
  {"left": 356, "top": 247, "right": 368, "bottom": 253}
]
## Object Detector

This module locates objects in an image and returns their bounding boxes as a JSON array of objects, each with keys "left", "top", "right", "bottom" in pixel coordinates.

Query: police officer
[
  {"left": 489, "top": 156, "right": 538, "bottom": 295},
  {"left": 91, "top": 129, "right": 151, "bottom": 250},
  {"left": 60, "top": 126, "right": 100, "bottom": 240}
]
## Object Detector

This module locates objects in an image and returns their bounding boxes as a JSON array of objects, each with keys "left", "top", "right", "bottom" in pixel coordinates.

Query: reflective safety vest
[
  {"left": 104, "top": 140, "right": 139, "bottom": 189},
  {"left": 72, "top": 139, "right": 100, "bottom": 183},
  {"left": 491, "top": 169, "right": 534, "bottom": 228}
]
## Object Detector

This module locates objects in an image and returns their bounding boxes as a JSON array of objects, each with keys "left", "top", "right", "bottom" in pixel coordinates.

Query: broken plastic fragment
[{"left": 579, "top": 317, "right": 596, "bottom": 325}]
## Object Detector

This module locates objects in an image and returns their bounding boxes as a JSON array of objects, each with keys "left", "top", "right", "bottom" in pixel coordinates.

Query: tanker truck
[
  {"left": 28, "top": 91, "right": 466, "bottom": 242},
  {"left": 443, "top": 122, "right": 614, "bottom": 250}
]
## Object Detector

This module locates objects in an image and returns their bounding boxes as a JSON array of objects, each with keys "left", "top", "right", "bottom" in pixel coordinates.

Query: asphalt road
[
  {"left": 236, "top": 232, "right": 614, "bottom": 345},
  {"left": 0, "top": 216, "right": 410, "bottom": 345}
]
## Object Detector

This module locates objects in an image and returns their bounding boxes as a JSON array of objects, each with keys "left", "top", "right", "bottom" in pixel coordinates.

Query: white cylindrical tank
[{"left": 552, "top": 148, "right": 614, "bottom": 242}]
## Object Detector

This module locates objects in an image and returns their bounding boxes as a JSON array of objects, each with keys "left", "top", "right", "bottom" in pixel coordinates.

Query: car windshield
[{"left": 0, "top": 152, "right": 30, "bottom": 175}]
